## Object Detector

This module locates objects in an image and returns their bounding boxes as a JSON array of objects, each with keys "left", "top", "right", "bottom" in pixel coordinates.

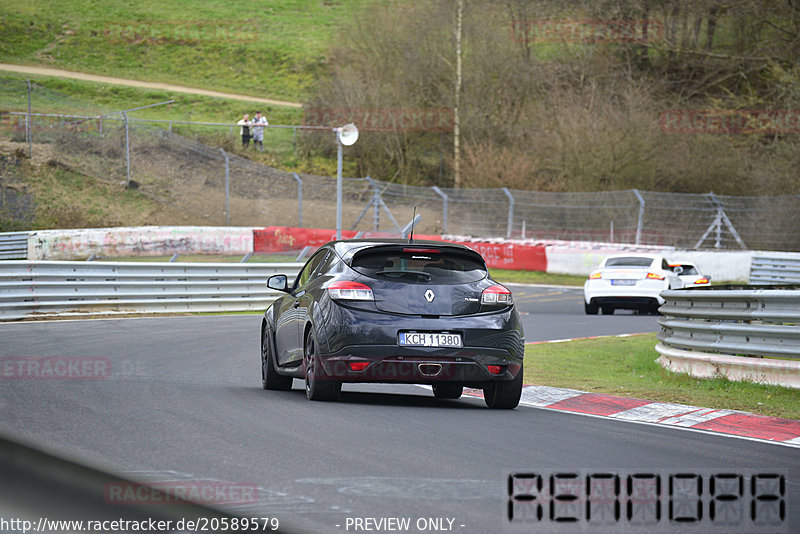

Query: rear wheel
[
  {"left": 304, "top": 330, "right": 341, "bottom": 401},
  {"left": 433, "top": 383, "right": 463, "bottom": 399},
  {"left": 584, "top": 301, "right": 599, "bottom": 315},
  {"left": 483, "top": 367, "right": 522, "bottom": 409},
  {"left": 262, "top": 325, "right": 292, "bottom": 391},
  {"left": 601, "top": 305, "right": 614, "bottom": 315}
]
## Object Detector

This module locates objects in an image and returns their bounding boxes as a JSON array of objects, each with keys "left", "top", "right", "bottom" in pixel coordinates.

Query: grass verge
[
  {"left": 524, "top": 333, "right": 800, "bottom": 420},
  {"left": 491, "top": 268, "right": 586, "bottom": 287}
]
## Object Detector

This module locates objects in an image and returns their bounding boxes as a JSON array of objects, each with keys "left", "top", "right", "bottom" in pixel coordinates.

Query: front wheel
[
  {"left": 262, "top": 325, "right": 292, "bottom": 391},
  {"left": 304, "top": 330, "right": 341, "bottom": 401},
  {"left": 483, "top": 368, "right": 523, "bottom": 409}
]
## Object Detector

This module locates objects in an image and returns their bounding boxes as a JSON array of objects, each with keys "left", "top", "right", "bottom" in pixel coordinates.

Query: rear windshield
[
  {"left": 674, "top": 264, "right": 699, "bottom": 275},
  {"left": 605, "top": 257, "right": 654, "bottom": 268},
  {"left": 351, "top": 247, "right": 487, "bottom": 283}
]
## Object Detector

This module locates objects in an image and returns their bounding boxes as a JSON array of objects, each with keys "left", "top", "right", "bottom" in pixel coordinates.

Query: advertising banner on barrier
[{"left": 253, "top": 227, "right": 548, "bottom": 271}]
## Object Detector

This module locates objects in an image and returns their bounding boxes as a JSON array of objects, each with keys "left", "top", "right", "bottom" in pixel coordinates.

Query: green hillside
[{"left": 1, "top": 0, "right": 367, "bottom": 101}]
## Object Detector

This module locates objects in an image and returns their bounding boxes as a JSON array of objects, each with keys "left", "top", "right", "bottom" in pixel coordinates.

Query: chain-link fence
[{"left": 2, "top": 79, "right": 799, "bottom": 251}]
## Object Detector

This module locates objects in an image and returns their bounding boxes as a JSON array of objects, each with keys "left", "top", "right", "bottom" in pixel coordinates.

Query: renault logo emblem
[{"left": 424, "top": 289, "right": 435, "bottom": 303}]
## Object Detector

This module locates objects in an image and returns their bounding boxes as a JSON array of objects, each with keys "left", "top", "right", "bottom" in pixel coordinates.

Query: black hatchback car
[{"left": 260, "top": 239, "right": 525, "bottom": 408}]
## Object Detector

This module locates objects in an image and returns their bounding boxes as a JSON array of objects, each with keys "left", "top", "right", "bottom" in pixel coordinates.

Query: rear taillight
[
  {"left": 327, "top": 281, "right": 374, "bottom": 301},
  {"left": 481, "top": 284, "right": 513, "bottom": 306},
  {"left": 646, "top": 272, "right": 665, "bottom": 280},
  {"left": 694, "top": 278, "right": 709, "bottom": 285},
  {"left": 588, "top": 272, "right": 602, "bottom": 280}
]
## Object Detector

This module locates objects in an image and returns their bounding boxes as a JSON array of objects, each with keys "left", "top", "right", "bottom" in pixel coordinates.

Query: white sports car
[
  {"left": 583, "top": 254, "right": 682, "bottom": 315},
  {"left": 669, "top": 261, "right": 711, "bottom": 288}
]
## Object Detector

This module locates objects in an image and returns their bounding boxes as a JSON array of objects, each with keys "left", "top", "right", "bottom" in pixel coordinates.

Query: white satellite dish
[{"left": 337, "top": 123, "right": 359, "bottom": 146}]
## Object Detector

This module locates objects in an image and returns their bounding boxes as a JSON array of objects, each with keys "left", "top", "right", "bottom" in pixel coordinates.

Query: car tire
[
  {"left": 432, "top": 383, "right": 463, "bottom": 399},
  {"left": 483, "top": 367, "right": 522, "bottom": 409},
  {"left": 601, "top": 305, "right": 614, "bottom": 315},
  {"left": 304, "top": 330, "right": 341, "bottom": 401},
  {"left": 584, "top": 302, "right": 599, "bottom": 315},
  {"left": 262, "top": 325, "right": 293, "bottom": 391}
]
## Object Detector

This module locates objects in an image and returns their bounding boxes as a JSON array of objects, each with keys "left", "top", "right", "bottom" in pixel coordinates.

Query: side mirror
[{"left": 267, "top": 274, "right": 289, "bottom": 292}]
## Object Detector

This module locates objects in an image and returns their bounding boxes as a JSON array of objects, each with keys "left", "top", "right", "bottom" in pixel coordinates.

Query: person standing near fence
[
  {"left": 251, "top": 111, "right": 268, "bottom": 152},
  {"left": 237, "top": 113, "right": 251, "bottom": 147}
]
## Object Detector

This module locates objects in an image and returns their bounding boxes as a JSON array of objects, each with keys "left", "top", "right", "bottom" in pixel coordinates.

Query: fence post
[
  {"left": 368, "top": 177, "right": 381, "bottom": 231},
  {"left": 26, "top": 80, "right": 32, "bottom": 158},
  {"left": 633, "top": 189, "right": 645, "bottom": 245},
  {"left": 220, "top": 148, "right": 230, "bottom": 226},
  {"left": 432, "top": 186, "right": 448, "bottom": 234},
  {"left": 502, "top": 187, "right": 514, "bottom": 238},
  {"left": 292, "top": 172, "right": 303, "bottom": 227},
  {"left": 123, "top": 111, "right": 131, "bottom": 187}
]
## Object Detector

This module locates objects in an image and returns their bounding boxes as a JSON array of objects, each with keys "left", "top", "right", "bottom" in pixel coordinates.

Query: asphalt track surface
[{"left": 1, "top": 286, "right": 797, "bottom": 533}]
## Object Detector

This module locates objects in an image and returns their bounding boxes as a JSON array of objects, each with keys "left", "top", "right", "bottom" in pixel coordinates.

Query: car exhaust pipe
[{"left": 418, "top": 363, "right": 442, "bottom": 377}]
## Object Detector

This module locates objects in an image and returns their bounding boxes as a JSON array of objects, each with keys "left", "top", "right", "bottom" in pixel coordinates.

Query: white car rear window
[{"left": 605, "top": 257, "right": 653, "bottom": 268}]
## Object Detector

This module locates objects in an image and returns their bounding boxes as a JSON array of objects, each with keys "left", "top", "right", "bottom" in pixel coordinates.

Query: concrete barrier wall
[
  {"left": 23, "top": 225, "right": 756, "bottom": 282},
  {"left": 28, "top": 226, "right": 255, "bottom": 260}
]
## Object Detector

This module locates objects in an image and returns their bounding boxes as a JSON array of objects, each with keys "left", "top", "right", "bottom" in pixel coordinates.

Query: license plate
[
  {"left": 398, "top": 332, "right": 462, "bottom": 348},
  {"left": 611, "top": 279, "right": 636, "bottom": 286}
]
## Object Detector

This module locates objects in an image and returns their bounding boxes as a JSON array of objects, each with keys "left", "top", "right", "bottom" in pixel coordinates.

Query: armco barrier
[
  {"left": 749, "top": 252, "right": 800, "bottom": 284},
  {"left": 28, "top": 226, "right": 256, "bottom": 260},
  {"left": 0, "top": 261, "right": 303, "bottom": 321},
  {"left": 656, "top": 286, "right": 800, "bottom": 388},
  {"left": 0, "top": 232, "right": 29, "bottom": 260}
]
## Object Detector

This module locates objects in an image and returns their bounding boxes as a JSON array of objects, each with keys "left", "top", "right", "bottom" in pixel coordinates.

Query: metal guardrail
[
  {"left": 749, "top": 253, "right": 800, "bottom": 285},
  {"left": 0, "top": 261, "right": 303, "bottom": 321},
  {"left": 657, "top": 287, "right": 800, "bottom": 359},
  {"left": 0, "top": 231, "right": 28, "bottom": 260},
  {"left": 656, "top": 286, "right": 800, "bottom": 388}
]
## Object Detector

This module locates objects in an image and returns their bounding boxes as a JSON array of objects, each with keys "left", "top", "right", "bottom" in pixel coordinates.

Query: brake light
[
  {"left": 588, "top": 272, "right": 602, "bottom": 280},
  {"left": 348, "top": 361, "right": 370, "bottom": 371},
  {"left": 481, "top": 284, "right": 513, "bottom": 305},
  {"left": 694, "top": 278, "right": 709, "bottom": 284},
  {"left": 327, "top": 281, "right": 374, "bottom": 301},
  {"left": 646, "top": 272, "right": 665, "bottom": 280},
  {"left": 403, "top": 248, "right": 440, "bottom": 253}
]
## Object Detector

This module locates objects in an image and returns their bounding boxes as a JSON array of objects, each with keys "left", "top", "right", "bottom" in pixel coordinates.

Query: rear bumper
[
  {"left": 584, "top": 281, "right": 667, "bottom": 306},
  {"left": 319, "top": 344, "right": 521, "bottom": 386},
  {"left": 588, "top": 296, "right": 660, "bottom": 310},
  {"left": 315, "top": 304, "right": 524, "bottom": 386}
]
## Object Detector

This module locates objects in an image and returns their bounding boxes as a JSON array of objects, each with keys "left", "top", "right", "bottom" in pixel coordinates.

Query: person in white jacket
[
  {"left": 251, "top": 111, "right": 268, "bottom": 151},
  {"left": 237, "top": 114, "right": 251, "bottom": 147}
]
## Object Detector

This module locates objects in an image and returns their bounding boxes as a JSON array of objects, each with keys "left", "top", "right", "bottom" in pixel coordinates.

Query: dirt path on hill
[{"left": 0, "top": 63, "right": 303, "bottom": 108}]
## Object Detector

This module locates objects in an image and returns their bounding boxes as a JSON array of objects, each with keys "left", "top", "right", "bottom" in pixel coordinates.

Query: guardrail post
[
  {"left": 432, "top": 186, "right": 448, "bottom": 234},
  {"left": 122, "top": 112, "right": 133, "bottom": 187},
  {"left": 292, "top": 172, "right": 303, "bottom": 227},
  {"left": 502, "top": 187, "right": 514, "bottom": 238},
  {"left": 632, "top": 189, "right": 645, "bottom": 245},
  {"left": 220, "top": 148, "right": 230, "bottom": 226}
]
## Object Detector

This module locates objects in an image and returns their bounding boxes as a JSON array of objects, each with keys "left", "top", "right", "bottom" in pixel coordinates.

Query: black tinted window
[
  {"left": 605, "top": 257, "right": 654, "bottom": 268},
  {"left": 351, "top": 247, "right": 486, "bottom": 283}
]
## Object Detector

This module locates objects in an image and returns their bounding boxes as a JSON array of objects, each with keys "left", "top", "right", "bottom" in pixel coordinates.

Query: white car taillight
[
  {"left": 481, "top": 284, "right": 513, "bottom": 305},
  {"left": 327, "top": 281, "right": 374, "bottom": 301}
]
